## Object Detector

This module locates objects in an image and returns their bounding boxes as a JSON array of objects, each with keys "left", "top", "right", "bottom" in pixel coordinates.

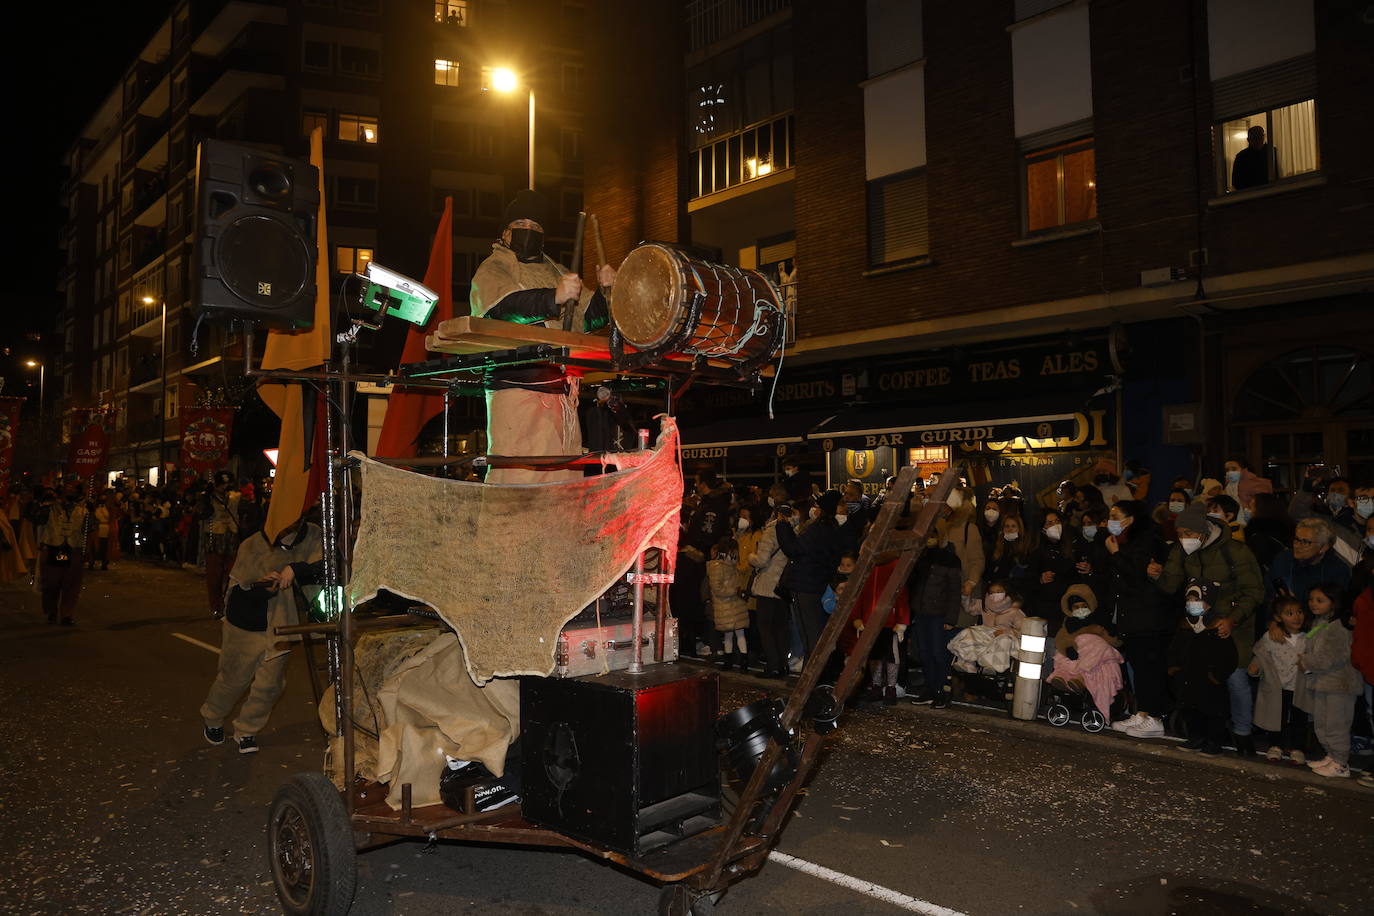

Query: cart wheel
[
  {"left": 1082, "top": 709, "right": 1107, "bottom": 733},
  {"left": 1047, "top": 704, "right": 1071, "bottom": 728},
  {"left": 658, "top": 884, "right": 722, "bottom": 916},
  {"left": 268, "top": 773, "right": 357, "bottom": 916}
]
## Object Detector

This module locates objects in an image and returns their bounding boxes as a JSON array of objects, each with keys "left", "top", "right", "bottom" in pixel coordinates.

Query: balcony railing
[
  {"left": 686, "top": 0, "right": 790, "bottom": 53},
  {"left": 688, "top": 112, "right": 793, "bottom": 200}
]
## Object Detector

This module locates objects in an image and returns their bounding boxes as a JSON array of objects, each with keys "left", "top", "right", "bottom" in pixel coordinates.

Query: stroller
[{"left": 1043, "top": 672, "right": 1133, "bottom": 733}]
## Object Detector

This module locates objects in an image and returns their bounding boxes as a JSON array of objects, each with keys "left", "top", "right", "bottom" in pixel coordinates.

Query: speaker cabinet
[
  {"left": 519, "top": 664, "right": 720, "bottom": 855},
  {"left": 192, "top": 139, "right": 320, "bottom": 329}
]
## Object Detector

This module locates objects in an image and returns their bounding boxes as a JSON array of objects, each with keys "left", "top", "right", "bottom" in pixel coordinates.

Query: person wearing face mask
[
  {"left": 1027, "top": 508, "right": 1076, "bottom": 633},
  {"left": 1090, "top": 461, "right": 1133, "bottom": 507},
  {"left": 1070, "top": 508, "right": 1109, "bottom": 601},
  {"left": 779, "top": 458, "right": 814, "bottom": 504},
  {"left": 1205, "top": 494, "right": 1246, "bottom": 543},
  {"left": 1102, "top": 500, "right": 1172, "bottom": 737},
  {"left": 776, "top": 490, "right": 855, "bottom": 658},
  {"left": 469, "top": 190, "right": 616, "bottom": 485},
  {"left": 1152, "top": 488, "right": 1193, "bottom": 543},
  {"left": 1166, "top": 580, "right": 1238, "bottom": 756},
  {"left": 985, "top": 514, "right": 1036, "bottom": 600},
  {"left": 978, "top": 496, "right": 1003, "bottom": 558},
  {"left": 1047, "top": 585, "right": 1124, "bottom": 720},
  {"left": 1310, "top": 478, "right": 1364, "bottom": 566},
  {"left": 935, "top": 486, "right": 985, "bottom": 609},
  {"left": 1153, "top": 503, "right": 1264, "bottom": 753},
  {"left": 1349, "top": 513, "right": 1374, "bottom": 601}
]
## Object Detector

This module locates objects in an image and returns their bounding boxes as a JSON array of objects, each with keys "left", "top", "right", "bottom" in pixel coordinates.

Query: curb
[{"left": 699, "top": 660, "right": 1374, "bottom": 801}]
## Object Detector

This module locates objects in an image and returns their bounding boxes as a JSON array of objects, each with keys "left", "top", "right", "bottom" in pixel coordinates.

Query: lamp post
[
  {"left": 492, "top": 67, "right": 535, "bottom": 190},
  {"left": 143, "top": 296, "right": 168, "bottom": 484},
  {"left": 24, "top": 359, "right": 44, "bottom": 443}
]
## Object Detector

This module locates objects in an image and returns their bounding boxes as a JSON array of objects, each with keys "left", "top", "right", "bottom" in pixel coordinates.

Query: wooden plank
[{"left": 427, "top": 316, "right": 617, "bottom": 359}]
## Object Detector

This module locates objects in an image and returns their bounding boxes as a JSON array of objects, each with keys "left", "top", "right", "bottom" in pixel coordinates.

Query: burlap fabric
[{"left": 348, "top": 420, "right": 682, "bottom": 685}]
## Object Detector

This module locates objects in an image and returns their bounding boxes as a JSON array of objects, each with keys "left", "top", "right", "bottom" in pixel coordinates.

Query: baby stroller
[{"left": 1043, "top": 665, "right": 1134, "bottom": 733}]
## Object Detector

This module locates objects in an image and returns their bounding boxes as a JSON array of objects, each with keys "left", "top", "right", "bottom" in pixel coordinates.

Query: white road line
[
  {"left": 172, "top": 632, "right": 221, "bottom": 655},
  {"left": 768, "top": 851, "right": 968, "bottom": 916}
]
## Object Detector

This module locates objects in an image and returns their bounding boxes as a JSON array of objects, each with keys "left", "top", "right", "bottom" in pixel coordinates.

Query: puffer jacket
[
  {"left": 748, "top": 519, "right": 789, "bottom": 599},
  {"left": 777, "top": 517, "right": 847, "bottom": 595},
  {"left": 706, "top": 557, "right": 750, "bottom": 631},
  {"left": 1294, "top": 618, "right": 1363, "bottom": 708},
  {"left": 1155, "top": 519, "right": 1263, "bottom": 666}
]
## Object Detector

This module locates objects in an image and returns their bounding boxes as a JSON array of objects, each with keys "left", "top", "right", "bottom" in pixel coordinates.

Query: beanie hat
[
  {"left": 1198, "top": 477, "right": 1223, "bottom": 495},
  {"left": 504, "top": 189, "right": 548, "bottom": 226},
  {"left": 1185, "top": 578, "right": 1213, "bottom": 604},
  {"left": 816, "top": 490, "right": 842, "bottom": 515},
  {"left": 1175, "top": 503, "right": 1211, "bottom": 535}
]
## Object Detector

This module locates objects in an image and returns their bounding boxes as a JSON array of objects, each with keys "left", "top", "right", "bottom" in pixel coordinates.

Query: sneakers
[
  {"left": 909, "top": 691, "right": 936, "bottom": 706},
  {"left": 235, "top": 736, "right": 259, "bottom": 755},
  {"left": 932, "top": 690, "right": 952, "bottom": 709},
  {"left": 1123, "top": 715, "right": 1166, "bottom": 738},
  {"left": 1289, "top": 749, "right": 1306, "bottom": 766},
  {"left": 1111, "top": 711, "right": 1146, "bottom": 733},
  {"left": 1179, "top": 736, "right": 1207, "bottom": 752},
  {"left": 1307, "top": 755, "right": 1333, "bottom": 770},
  {"left": 1358, "top": 773, "right": 1374, "bottom": 788},
  {"left": 1265, "top": 745, "right": 1283, "bottom": 762},
  {"left": 1312, "top": 759, "right": 1350, "bottom": 778},
  {"left": 204, "top": 725, "right": 225, "bottom": 746}
]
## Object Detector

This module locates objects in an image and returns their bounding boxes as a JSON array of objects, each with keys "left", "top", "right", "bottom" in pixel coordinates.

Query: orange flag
[
  {"left": 257, "top": 127, "right": 332, "bottom": 541},
  {"left": 373, "top": 197, "right": 455, "bottom": 458}
]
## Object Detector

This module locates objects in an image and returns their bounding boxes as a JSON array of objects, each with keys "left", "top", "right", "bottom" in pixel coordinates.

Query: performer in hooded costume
[{"left": 469, "top": 190, "right": 616, "bottom": 484}]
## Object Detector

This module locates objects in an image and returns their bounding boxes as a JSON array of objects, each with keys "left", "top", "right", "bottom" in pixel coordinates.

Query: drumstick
[
  {"left": 589, "top": 214, "right": 607, "bottom": 275},
  {"left": 562, "top": 211, "right": 587, "bottom": 332}
]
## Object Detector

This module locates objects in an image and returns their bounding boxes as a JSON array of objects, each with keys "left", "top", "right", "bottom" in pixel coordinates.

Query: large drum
[{"left": 609, "top": 243, "right": 786, "bottom": 369}]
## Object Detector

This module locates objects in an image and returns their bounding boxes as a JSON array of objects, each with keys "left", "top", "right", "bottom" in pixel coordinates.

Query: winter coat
[
  {"left": 1267, "top": 548, "right": 1352, "bottom": 606},
  {"left": 985, "top": 541, "right": 1036, "bottom": 597},
  {"left": 1106, "top": 525, "right": 1170, "bottom": 636},
  {"left": 1168, "top": 622, "right": 1237, "bottom": 717},
  {"left": 748, "top": 519, "right": 789, "bottom": 599},
  {"left": 1353, "top": 585, "right": 1374, "bottom": 688},
  {"left": 1156, "top": 520, "right": 1264, "bottom": 666},
  {"left": 1252, "top": 632, "right": 1305, "bottom": 733},
  {"left": 843, "top": 559, "right": 910, "bottom": 634},
  {"left": 909, "top": 545, "right": 963, "bottom": 625},
  {"left": 938, "top": 505, "right": 985, "bottom": 590},
  {"left": 1054, "top": 583, "right": 1119, "bottom": 654},
  {"left": 777, "top": 517, "right": 850, "bottom": 595},
  {"left": 683, "top": 488, "right": 732, "bottom": 556},
  {"left": 1028, "top": 535, "right": 1076, "bottom": 630},
  {"left": 706, "top": 557, "right": 750, "bottom": 631},
  {"left": 1294, "top": 618, "right": 1362, "bottom": 712}
]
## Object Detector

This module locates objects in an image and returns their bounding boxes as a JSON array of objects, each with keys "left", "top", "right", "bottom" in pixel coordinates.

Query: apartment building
[
  {"left": 585, "top": 0, "right": 1374, "bottom": 497},
  {"left": 58, "top": 0, "right": 588, "bottom": 479}
]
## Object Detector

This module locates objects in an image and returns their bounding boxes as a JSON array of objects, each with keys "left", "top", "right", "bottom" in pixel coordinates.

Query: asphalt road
[{"left": 1, "top": 561, "right": 1371, "bottom": 916}]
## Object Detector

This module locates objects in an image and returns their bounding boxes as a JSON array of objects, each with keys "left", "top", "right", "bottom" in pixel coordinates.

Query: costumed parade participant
[{"left": 469, "top": 190, "right": 617, "bottom": 484}]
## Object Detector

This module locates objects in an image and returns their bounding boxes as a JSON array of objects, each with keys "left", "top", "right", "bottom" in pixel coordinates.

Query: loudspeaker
[
  {"left": 519, "top": 664, "right": 720, "bottom": 855},
  {"left": 192, "top": 139, "right": 320, "bottom": 329}
]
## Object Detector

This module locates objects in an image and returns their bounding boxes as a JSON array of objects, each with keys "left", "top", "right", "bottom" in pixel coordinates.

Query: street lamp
[
  {"left": 23, "top": 359, "right": 44, "bottom": 443},
  {"left": 143, "top": 295, "right": 168, "bottom": 482},
  {"left": 491, "top": 67, "right": 535, "bottom": 191}
]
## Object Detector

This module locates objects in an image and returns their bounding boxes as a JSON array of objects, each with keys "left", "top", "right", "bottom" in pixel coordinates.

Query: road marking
[
  {"left": 172, "top": 633, "right": 221, "bottom": 655},
  {"left": 768, "top": 851, "right": 968, "bottom": 916}
]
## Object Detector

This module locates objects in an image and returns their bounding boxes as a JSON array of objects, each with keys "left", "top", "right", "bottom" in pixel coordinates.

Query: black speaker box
[
  {"left": 519, "top": 664, "right": 720, "bottom": 855},
  {"left": 192, "top": 138, "right": 320, "bottom": 329}
]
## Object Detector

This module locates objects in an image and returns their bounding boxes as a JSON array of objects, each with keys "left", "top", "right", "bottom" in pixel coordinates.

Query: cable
[{"left": 767, "top": 313, "right": 788, "bottom": 421}]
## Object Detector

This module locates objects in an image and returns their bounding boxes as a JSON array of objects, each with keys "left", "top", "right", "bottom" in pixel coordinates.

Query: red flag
[
  {"left": 374, "top": 198, "right": 455, "bottom": 458},
  {"left": 68, "top": 423, "right": 110, "bottom": 478},
  {"left": 0, "top": 397, "right": 22, "bottom": 500},
  {"left": 179, "top": 407, "right": 236, "bottom": 475}
]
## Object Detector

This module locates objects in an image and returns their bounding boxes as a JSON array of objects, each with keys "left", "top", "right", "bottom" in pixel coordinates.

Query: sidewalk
[{"left": 702, "top": 660, "right": 1374, "bottom": 801}]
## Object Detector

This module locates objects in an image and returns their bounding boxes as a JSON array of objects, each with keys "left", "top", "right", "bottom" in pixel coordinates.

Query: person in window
[
  {"left": 1232, "top": 125, "right": 1278, "bottom": 190},
  {"left": 469, "top": 190, "right": 616, "bottom": 484}
]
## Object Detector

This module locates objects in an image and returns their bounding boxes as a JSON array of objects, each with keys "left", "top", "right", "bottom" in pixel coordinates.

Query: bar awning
[
  {"left": 806, "top": 396, "right": 1082, "bottom": 450},
  {"left": 680, "top": 408, "right": 842, "bottom": 451}
]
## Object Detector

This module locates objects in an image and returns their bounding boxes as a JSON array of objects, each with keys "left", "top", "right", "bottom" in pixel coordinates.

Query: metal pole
[
  {"left": 37, "top": 363, "right": 45, "bottom": 446},
  {"left": 442, "top": 389, "right": 450, "bottom": 459},
  {"left": 158, "top": 302, "right": 167, "bottom": 482},
  {"left": 527, "top": 88, "right": 536, "bottom": 191},
  {"left": 628, "top": 428, "right": 650, "bottom": 674}
]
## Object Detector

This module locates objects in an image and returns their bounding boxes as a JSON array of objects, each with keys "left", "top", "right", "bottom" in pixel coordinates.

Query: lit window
[
  {"left": 1215, "top": 99, "right": 1317, "bottom": 194},
  {"left": 338, "top": 114, "right": 379, "bottom": 143},
  {"left": 435, "top": 1, "right": 468, "bottom": 26},
  {"left": 435, "top": 58, "right": 460, "bottom": 87},
  {"left": 302, "top": 110, "right": 329, "bottom": 138},
  {"left": 1023, "top": 137, "right": 1096, "bottom": 233},
  {"left": 336, "top": 247, "right": 374, "bottom": 274}
]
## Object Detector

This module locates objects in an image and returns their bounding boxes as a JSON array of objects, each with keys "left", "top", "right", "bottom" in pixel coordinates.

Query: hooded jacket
[
  {"left": 1055, "top": 583, "right": 1119, "bottom": 653},
  {"left": 938, "top": 500, "right": 986, "bottom": 591},
  {"left": 1155, "top": 518, "right": 1264, "bottom": 666}
]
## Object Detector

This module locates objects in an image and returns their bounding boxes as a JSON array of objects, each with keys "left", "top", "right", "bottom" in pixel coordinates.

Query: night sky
[{"left": 4, "top": 4, "right": 171, "bottom": 394}]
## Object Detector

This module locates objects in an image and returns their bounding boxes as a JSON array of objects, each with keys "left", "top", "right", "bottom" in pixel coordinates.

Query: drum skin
[{"left": 610, "top": 243, "right": 785, "bottom": 367}]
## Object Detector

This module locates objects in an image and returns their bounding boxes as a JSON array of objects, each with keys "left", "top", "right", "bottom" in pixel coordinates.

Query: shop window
[
  {"left": 435, "top": 0, "right": 468, "bottom": 26},
  {"left": 335, "top": 246, "right": 374, "bottom": 274},
  {"left": 339, "top": 46, "right": 380, "bottom": 79},
  {"left": 338, "top": 114, "right": 378, "bottom": 143},
  {"left": 435, "top": 58, "right": 460, "bottom": 87},
  {"left": 1214, "top": 99, "right": 1318, "bottom": 194},
  {"left": 1023, "top": 137, "right": 1096, "bottom": 233},
  {"left": 867, "top": 168, "right": 928, "bottom": 268}
]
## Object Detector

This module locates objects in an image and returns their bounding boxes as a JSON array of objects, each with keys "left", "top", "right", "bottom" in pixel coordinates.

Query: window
[
  {"left": 478, "top": 190, "right": 501, "bottom": 219},
  {"left": 303, "top": 110, "right": 329, "bottom": 138},
  {"left": 304, "top": 41, "right": 333, "bottom": 72},
  {"left": 338, "top": 114, "right": 378, "bottom": 143},
  {"left": 1023, "top": 138, "right": 1096, "bottom": 233},
  {"left": 561, "top": 63, "right": 583, "bottom": 96},
  {"left": 479, "top": 66, "right": 495, "bottom": 91},
  {"left": 339, "top": 46, "right": 380, "bottom": 78},
  {"left": 474, "top": 125, "right": 498, "bottom": 158},
  {"left": 336, "top": 246, "right": 374, "bottom": 274},
  {"left": 435, "top": 58, "right": 460, "bottom": 87},
  {"left": 561, "top": 188, "right": 583, "bottom": 220},
  {"left": 435, "top": 1, "right": 468, "bottom": 26},
  {"left": 171, "top": 74, "right": 187, "bottom": 109},
  {"left": 1215, "top": 99, "right": 1318, "bottom": 194},
  {"left": 561, "top": 128, "right": 582, "bottom": 162},
  {"left": 334, "top": 177, "right": 377, "bottom": 209},
  {"left": 120, "top": 237, "right": 133, "bottom": 269},
  {"left": 167, "top": 193, "right": 184, "bottom": 238},
  {"left": 867, "top": 168, "right": 928, "bottom": 268}
]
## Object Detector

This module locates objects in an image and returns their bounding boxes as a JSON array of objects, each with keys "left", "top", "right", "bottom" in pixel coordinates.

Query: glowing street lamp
[
  {"left": 491, "top": 67, "right": 535, "bottom": 191},
  {"left": 23, "top": 359, "right": 44, "bottom": 443},
  {"left": 142, "top": 294, "right": 169, "bottom": 481}
]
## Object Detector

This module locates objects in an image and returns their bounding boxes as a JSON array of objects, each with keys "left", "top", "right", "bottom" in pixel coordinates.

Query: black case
[{"left": 519, "top": 664, "right": 720, "bottom": 855}]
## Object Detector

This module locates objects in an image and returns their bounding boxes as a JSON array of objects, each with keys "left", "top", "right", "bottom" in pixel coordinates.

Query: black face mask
[{"left": 508, "top": 228, "right": 544, "bottom": 262}]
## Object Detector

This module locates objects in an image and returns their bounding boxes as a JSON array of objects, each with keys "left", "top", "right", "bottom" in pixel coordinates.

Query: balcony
[
  {"left": 688, "top": 112, "right": 794, "bottom": 201},
  {"left": 686, "top": 0, "right": 791, "bottom": 54}
]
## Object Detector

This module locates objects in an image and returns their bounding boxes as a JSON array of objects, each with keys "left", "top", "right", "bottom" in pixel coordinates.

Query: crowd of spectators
[{"left": 673, "top": 457, "right": 1374, "bottom": 784}]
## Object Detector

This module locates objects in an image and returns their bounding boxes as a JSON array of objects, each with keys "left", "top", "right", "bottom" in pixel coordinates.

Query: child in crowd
[
  {"left": 848, "top": 555, "right": 910, "bottom": 705},
  {"left": 948, "top": 580, "right": 1024, "bottom": 674},
  {"left": 1168, "top": 580, "right": 1238, "bottom": 756},
  {"left": 908, "top": 533, "right": 964, "bottom": 707},
  {"left": 1047, "top": 585, "right": 1124, "bottom": 721},
  {"left": 1249, "top": 596, "right": 1310, "bottom": 764},
  {"left": 707, "top": 538, "right": 751, "bottom": 670},
  {"left": 1295, "top": 583, "right": 1362, "bottom": 778}
]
